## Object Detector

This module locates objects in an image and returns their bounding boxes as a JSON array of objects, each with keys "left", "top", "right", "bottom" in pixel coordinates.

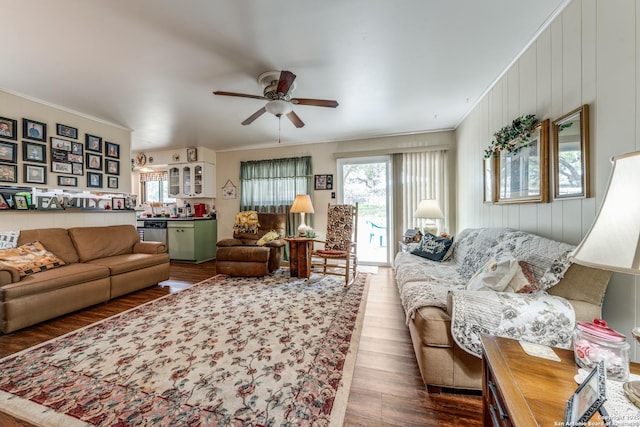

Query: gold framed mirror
[
  {"left": 552, "top": 104, "right": 590, "bottom": 199},
  {"left": 495, "top": 119, "right": 549, "bottom": 204}
]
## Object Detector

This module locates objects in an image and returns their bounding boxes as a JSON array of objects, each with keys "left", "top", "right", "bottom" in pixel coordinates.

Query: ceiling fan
[{"left": 213, "top": 70, "right": 339, "bottom": 128}]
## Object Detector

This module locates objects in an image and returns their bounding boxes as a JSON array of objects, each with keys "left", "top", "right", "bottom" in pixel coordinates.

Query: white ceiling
[{"left": 1, "top": 0, "right": 567, "bottom": 153}]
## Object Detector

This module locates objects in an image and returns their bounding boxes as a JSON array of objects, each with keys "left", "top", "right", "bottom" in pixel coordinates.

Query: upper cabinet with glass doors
[{"left": 168, "top": 162, "right": 215, "bottom": 198}]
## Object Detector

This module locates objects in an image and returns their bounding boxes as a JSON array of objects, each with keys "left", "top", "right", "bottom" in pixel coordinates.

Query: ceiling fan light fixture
[{"left": 265, "top": 99, "right": 292, "bottom": 117}]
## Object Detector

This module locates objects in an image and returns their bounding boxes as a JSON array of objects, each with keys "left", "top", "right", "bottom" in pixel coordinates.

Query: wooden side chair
[{"left": 310, "top": 203, "right": 358, "bottom": 286}]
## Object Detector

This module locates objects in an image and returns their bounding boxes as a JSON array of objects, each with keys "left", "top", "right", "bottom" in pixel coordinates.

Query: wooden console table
[
  {"left": 284, "top": 237, "right": 313, "bottom": 278},
  {"left": 481, "top": 335, "right": 640, "bottom": 426}
]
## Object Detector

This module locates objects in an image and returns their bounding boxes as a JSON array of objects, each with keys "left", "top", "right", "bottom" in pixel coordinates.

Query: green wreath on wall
[{"left": 484, "top": 114, "right": 539, "bottom": 158}]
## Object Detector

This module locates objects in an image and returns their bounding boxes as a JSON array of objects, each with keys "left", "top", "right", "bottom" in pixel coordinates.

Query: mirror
[
  {"left": 553, "top": 104, "right": 590, "bottom": 199},
  {"left": 496, "top": 119, "right": 549, "bottom": 204}
]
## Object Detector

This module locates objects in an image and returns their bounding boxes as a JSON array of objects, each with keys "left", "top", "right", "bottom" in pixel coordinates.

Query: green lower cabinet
[{"left": 167, "top": 220, "right": 217, "bottom": 263}]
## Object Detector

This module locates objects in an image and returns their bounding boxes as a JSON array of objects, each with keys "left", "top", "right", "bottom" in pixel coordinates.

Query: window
[{"left": 140, "top": 171, "right": 176, "bottom": 204}]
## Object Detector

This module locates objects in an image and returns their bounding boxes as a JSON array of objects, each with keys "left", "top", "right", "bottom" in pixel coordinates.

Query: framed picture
[
  {"left": 86, "top": 153, "right": 102, "bottom": 170},
  {"left": 72, "top": 163, "right": 84, "bottom": 176},
  {"left": 107, "top": 176, "right": 118, "bottom": 189},
  {"left": 0, "top": 141, "right": 18, "bottom": 163},
  {"left": 56, "top": 123, "right": 78, "bottom": 139},
  {"left": 0, "top": 116, "right": 18, "bottom": 140},
  {"left": 222, "top": 179, "right": 237, "bottom": 199},
  {"left": 22, "top": 141, "right": 46, "bottom": 163},
  {"left": 553, "top": 104, "right": 590, "bottom": 200},
  {"left": 50, "top": 137, "right": 72, "bottom": 152},
  {"left": 71, "top": 141, "right": 83, "bottom": 156},
  {"left": 187, "top": 147, "right": 197, "bottom": 162},
  {"left": 0, "top": 164, "right": 17, "bottom": 183},
  {"left": 314, "top": 174, "right": 333, "bottom": 190},
  {"left": 112, "top": 197, "right": 126, "bottom": 210},
  {"left": 495, "top": 119, "right": 549, "bottom": 204},
  {"left": 14, "top": 194, "right": 29, "bottom": 210},
  {"left": 106, "top": 159, "right": 119, "bottom": 175},
  {"left": 24, "top": 164, "right": 46, "bottom": 184},
  {"left": 87, "top": 172, "right": 102, "bottom": 188},
  {"left": 58, "top": 176, "right": 77, "bottom": 187},
  {"left": 483, "top": 156, "right": 497, "bottom": 203},
  {"left": 51, "top": 162, "right": 72, "bottom": 174},
  {"left": 105, "top": 141, "right": 119, "bottom": 158},
  {"left": 565, "top": 361, "right": 606, "bottom": 426},
  {"left": 23, "top": 118, "right": 46, "bottom": 142},
  {"left": 85, "top": 134, "right": 102, "bottom": 153},
  {"left": 0, "top": 193, "right": 9, "bottom": 209}
]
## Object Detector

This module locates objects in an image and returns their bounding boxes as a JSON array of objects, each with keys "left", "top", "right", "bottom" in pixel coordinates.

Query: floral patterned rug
[{"left": 0, "top": 270, "right": 369, "bottom": 427}]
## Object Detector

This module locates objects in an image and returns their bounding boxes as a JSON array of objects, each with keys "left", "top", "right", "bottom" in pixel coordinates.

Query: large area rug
[{"left": 0, "top": 270, "right": 369, "bottom": 427}]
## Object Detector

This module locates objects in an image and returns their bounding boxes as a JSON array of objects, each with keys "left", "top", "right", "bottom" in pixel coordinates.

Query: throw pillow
[
  {"left": 504, "top": 261, "right": 540, "bottom": 293},
  {"left": 0, "top": 241, "right": 66, "bottom": 277},
  {"left": 233, "top": 211, "right": 260, "bottom": 234},
  {"left": 257, "top": 230, "right": 279, "bottom": 246},
  {"left": 410, "top": 233, "right": 453, "bottom": 262},
  {"left": 466, "top": 255, "right": 519, "bottom": 292},
  {"left": 0, "top": 230, "right": 20, "bottom": 249}
]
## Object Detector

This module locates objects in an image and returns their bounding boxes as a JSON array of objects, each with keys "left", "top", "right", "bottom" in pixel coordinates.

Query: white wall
[
  {"left": 455, "top": 0, "right": 640, "bottom": 359},
  {"left": 0, "top": 90, "right": 134, "bottom": 230}
]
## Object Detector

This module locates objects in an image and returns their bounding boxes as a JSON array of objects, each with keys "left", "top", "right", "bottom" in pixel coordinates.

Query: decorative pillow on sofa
[
  {"left": 0, "top": 230, "right": 20, "bottom": 249},
  {"left": 410, "top": 233, "right": 453, "bottom": 262},
  {"left": 257, "top": 230, "right": 279, "bottom": 246},
  {"left": 466, "top": 255, "right": 519, "bottom": 292},
  {"left": 233, "top": 211, "right": 260, "bottom": 234},
  {"left": 0, "top": 241, "right": 66, "bottom": 277},
  {"left": 503, "top": 261, "right": 540, "bottom": 293}
]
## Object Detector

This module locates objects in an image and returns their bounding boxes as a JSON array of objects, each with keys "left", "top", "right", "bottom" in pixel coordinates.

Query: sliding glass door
[{"left": 337, "top": 156, "right": 392, "bottom": 266}]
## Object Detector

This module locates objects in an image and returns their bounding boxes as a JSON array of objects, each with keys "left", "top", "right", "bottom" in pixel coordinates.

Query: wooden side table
[
  {"left": 284, "top": 237, "right": 313, "bottom": 278},
  {"left": 481, "top": 335, "right": 640, "bottom": 426}
]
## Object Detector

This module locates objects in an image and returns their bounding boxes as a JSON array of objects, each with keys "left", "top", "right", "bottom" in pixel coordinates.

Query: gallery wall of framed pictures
[{"left": 0, "top": 114, "right": 124, "bottom": 191}]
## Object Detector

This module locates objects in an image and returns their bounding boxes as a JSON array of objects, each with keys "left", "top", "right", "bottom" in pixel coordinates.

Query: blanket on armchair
[{"left": 394, "top": 228, "right": 577, "bottom": 358}]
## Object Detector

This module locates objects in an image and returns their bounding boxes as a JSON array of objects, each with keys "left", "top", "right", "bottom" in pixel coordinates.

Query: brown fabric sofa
[
  {"left": 0, "top": 225, "right": 170, "bottom": 334},
  {"left": 394, "top": 228, "right": 612, "bottom": 392},
  {"left": 216, "top": 213, "right": 286, "bottom": 276}
]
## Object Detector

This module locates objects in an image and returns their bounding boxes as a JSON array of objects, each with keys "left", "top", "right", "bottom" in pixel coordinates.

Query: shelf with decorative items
[{"left": 0, "top": 185, "right": 136, "bottom": 212}]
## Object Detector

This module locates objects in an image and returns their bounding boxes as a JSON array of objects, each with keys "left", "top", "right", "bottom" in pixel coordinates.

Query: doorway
[{"left": 338, "top": 156, "right": 392, "bottom": 266}]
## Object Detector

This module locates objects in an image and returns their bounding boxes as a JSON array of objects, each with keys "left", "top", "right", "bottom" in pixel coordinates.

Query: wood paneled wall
[{"left": 455, "top": 0, "right": 640, "bottom": 360}]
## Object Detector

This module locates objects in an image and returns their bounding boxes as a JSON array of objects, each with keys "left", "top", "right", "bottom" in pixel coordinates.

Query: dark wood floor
[{"left": 0, "top": 261, "right": 482, "bottom": 426}]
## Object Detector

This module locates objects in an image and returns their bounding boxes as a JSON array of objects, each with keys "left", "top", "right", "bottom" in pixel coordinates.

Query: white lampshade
[
  {"left": 571, "top": 151, "right": 640, "bottom": 274},
  {"left": 414, "top": 199, "right": 444, "bottom": 219},
  {"left": 265, "top": 100, "right": 292, "bottom": 117},
  {"left": 290, "top": 194, "right": 314, "bottom": 236}
]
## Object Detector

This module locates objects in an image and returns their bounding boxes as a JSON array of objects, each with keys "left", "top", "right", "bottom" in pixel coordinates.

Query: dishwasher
[{"left": 140, "top": 220, "right": 168, "bottom": 245}]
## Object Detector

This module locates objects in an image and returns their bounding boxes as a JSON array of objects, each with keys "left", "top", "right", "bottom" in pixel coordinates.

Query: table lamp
[
  {"left": 570, "top": 151, "right": 640, "bottom": 406},
  {"left": 290, "top": 194, "right": 314, "bottom": 236},
  {"left": 414, "top": 199, "right": 444, "bottom": 235}
]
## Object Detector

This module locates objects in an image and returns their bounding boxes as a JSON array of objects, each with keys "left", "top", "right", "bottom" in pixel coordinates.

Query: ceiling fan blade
[
  {"left": 213, "top": 91, "right": 266, "bottom": 101},
  {"left": 241, "top": 107, "right": 267, "bottom": 125},
  {"left": 276, "top": 71, "right": 296, "bottom": 95},
  {"left": 286, "top": 110, "right": 305, "bottom": 128},
  {"left": 291, "top": 98, "right": 339, "bottom": 108}
]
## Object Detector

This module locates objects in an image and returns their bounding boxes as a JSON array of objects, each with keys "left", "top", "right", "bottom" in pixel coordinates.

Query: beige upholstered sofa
[
  {"left": 0, "top": 225, "right": 170, "bottom": 334},
  {"left": 394, "top": 228, "right": 611, "bottom": 392}
]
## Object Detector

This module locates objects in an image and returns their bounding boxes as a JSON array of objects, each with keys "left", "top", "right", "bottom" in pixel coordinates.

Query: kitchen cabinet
[
  {"left": 167, "top": 219, "right": 217, "bottom": 263},
  {"left": 167, "top": 162, "right": 215, "bottom": 198}
]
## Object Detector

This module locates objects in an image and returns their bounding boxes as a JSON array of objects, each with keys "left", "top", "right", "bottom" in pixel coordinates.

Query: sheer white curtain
[{"left": 396, "top": 150, "right": 450, "bottom": 237}]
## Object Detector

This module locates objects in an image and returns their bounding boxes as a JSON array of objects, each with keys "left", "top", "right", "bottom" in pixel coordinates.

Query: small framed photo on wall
[
  {"left": 85, "top": 134, "right": 102, "bottom": 153},
  {"left": 0, "top": 116, "right": 18, "bottom": 140},
  {"left": 87, "top": 172, "right": 103, "bottom": 188},
  {"left": 0, "top": 164, "right": 17, "bottom": 183},
  {"left": 56, "top": 123, "right": 78, "bottom": 139},
  {"left": 24, "top": 164, "right": 46, "bottom": 184},
  {"left": 86, "top": 153, "right": 102, "bottom": 170},
  {"left": 23, "top": 141, "right": 46, "bottom": 163},
  {"left": 0, "top": 141, "right": 18, "bottom": 163},
  {"left": 58, "top": 176, "right": 77, "bottom": 187},
  {"left": 105, "top": 141, "right": 119, "bottom": 158},
  {"left": 107, "top": 176, "right": 118, "bottom": 189},
  {"left": 106, "top": 159, "right": 119, "bottom": 175},
  {"left": 23, "top": 118, "right": 47, "bottom": 142}
]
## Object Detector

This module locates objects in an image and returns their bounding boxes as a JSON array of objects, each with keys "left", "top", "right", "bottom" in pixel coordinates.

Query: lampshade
[
  {"left": 414, "top": 199, "right": 444, "bottom": 219},
  {"left": 265, "top": 100, "right": 292, "bottom": 117},
  {"left": 290, "top": 194, "right": 314, "bottom": 236},
  {"left": 571, "top": 151, "right": 640, "bottom": 274},
  {"left": 290, "top": 194, "right": 315, "bottom": 214}
]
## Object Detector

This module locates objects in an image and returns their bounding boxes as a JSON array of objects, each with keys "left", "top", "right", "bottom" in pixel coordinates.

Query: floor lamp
[
  {"left": 290, "top": 194, "right": 315, "bottom": 236},
  {"left": 570, "top": 151, "right": 640, "bottom": 407}
]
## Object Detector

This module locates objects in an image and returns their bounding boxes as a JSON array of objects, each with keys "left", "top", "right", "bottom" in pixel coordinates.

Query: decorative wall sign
[{"left": 222, "top": 179, "right": 237, "bottom": 199}]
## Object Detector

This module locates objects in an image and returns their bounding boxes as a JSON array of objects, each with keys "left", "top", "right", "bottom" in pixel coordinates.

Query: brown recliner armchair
[{"left": 216, "top": 212, "right": 286, "bottom": 276}]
